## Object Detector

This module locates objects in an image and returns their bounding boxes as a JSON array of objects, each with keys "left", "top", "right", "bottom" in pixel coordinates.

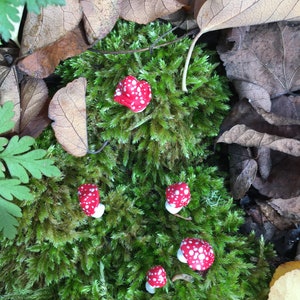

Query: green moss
[{"left": 0, "top": 20, "right": 274, "bottom": 299}]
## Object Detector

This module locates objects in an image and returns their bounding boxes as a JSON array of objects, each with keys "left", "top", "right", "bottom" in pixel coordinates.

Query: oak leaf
[{"left": 48, "top": 77, "right": 88, "bottom": 157}]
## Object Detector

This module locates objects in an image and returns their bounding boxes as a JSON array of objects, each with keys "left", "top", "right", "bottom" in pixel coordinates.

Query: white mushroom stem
[
  {"left": 145, "top": 282, "right": 156, "bottom": 294},
  {"left": 91, "top": 203, "right": 105, "bottom": 218},
  {"left": 165, "top": 201, "right": 183, "bottom": 214},
  {"left": 177, "top": 248, "right": 188, "bottom": 264}
]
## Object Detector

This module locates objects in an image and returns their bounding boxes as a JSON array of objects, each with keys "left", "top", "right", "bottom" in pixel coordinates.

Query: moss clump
[{"left": 0, "top": 21, "right": 274, "bottom": 299}]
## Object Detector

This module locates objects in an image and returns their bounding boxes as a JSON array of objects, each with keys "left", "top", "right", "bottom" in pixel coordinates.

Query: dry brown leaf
[
  {"left": 218, "top": 124, "right": 300, "bottom": 157},
  {"left": 217, "top": 22, "right": 300, "bottom": 112},
  {"left": 17, "top": 27, "right": 90, "bottom": 78},
  {"left": 81, "top": 0, "right": 119, "bottom": 44},
  {"left": 256, "top": 200, "right": 294, "bottom": 231},
  {"left": 19, "top": 77, "right": 50, "bottom": 137},
  {"left": 0, "top": 66, "right": 20, "bottom": 132},
  {"left": 228, "top": 144, "right": 258, "bottom": 199},
  {"left": 256, "top": 147, "right": 271, "bottom": 180},
  {"left": 196, "top": 0, "right": 300, "bottom": 35},
  {"left": 268, "top": 197, "right": 300, "bottom": 224},
  {"left": 48, "top": 77, "right": 88, "bottom": 157},
  {"left": 120, "top": 0, "right": 184, "bottom": 24},
  {"left": 253, "top": 154, "right": 300, "bottom": 199},
  {"left": 20, "top": 0, "right": 82, "bottom": 56}
]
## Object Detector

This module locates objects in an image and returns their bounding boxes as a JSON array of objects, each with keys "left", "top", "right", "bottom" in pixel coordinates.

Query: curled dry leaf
[
  {"left": 19, "top": 77, "right": 50, "bottom": 137},
  {"left": 172, "top": 273, "right": 194, "bottom": 283},
  {"left": 228, "top": 144, "right": 257, "bottom": 200},
  {"left": 218, "top": 124, "right": 300, "bottom": 157},
  {"left": 256, "top": 147, "right": 272, "bottom": 180},
  {"left": 18, "top": 27, "right": 90, "bottom": 78},
  {"left": 217, "top": 22, "right": 300, "bottom": 112},
  {"left": 20, "top": 0, "right": 82, "bottom": 56},
  {"left": 120, "top": 0, "right": 185, "bottom": 24},
  {"left": 48, "top": 77, "right": 88, "bottom": 157},
  {"left": 268, "top": 196, "right": 300, "bottom": 224},
  {"left": 80, "top": 0, "right": 120, "bottom": 44}
]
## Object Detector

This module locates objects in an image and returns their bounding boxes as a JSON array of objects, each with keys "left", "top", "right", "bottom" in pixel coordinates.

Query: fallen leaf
[
  {"left": 218, "top": 124, "right": 300, "bottom": 157},
  {"left": 17, "top": 27, "right": 90, "bottom": 78},
  {"left": 172, "top": 273, "right": 194, "bottom": 282},
  {"left": 217, "top": 22, "right": 300, "bottom": 112},
  {"left": 253, "top": 154, "right": 300, "bottom": 198},
  {"left": 19, "top": 77, "right": 50, "bottom": 137},
  {"left": 20, "top": 0, "right": 82, "bottom": 56},
  {"left": 80, "top": 0, "right": 119, "bottom": 44},
  {"left": 256, "top": 147, "right": 272, "bottom": 180},
  {"left": 120, "top": 0, "right": 185, "bottom": 24},
  {"left": 228, "top": 144, "right": 257, "bottom": 199},
  {"left": 256, "top": 200, "right": 294, "bottom": 231},
  {"left": 196, "top": 1, "right": 300, "bottom": 35},
  {"left": 267, "top": 196, "right": 300, "bottom": 224},
  {"left": 0, "top": 66, "right": 20, "bottom": 132},
  {"left": 48, "top": 77, "right": 88, "bottom": 157}
]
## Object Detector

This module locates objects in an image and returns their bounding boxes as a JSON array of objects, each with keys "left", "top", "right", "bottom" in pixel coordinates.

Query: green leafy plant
[
  {"left": 0, "top": 0, "right": 65, "bottom": 42},
  {"left": 0, "top": 101, "right": 61, "bottom": 239}
]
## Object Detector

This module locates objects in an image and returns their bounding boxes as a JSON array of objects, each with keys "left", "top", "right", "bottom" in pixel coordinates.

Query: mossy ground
[{"left": 0, "top": 21, "right": 274, "bottom": 299}]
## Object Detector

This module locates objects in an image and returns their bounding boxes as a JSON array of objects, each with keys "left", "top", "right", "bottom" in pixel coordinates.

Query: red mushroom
[
  {"left": 145, "top": 265, "right": 167, "bottom": 294},
  {"left": 114, "top": 75, "right": 152, "bottom": 112},
  {"left": 177, "top": 238, "right": 214, "bottom": 271},
  {"left": 165, "top": 182, "right": 191, "bottom": 214},
  {"left": 78, "top": 184, "right": 105, "bottom": 218}
]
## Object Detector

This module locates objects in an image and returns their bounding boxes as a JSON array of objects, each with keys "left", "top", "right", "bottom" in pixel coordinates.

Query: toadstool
[
  {"left": 165, "top": 182, "right": 191, "bottom": 214},
  {"left": 145, "top": 265, "right": 167, "bottom": 294},
  {"left": 177, "top": 238, "right": 215, "bottom": 271},
  {"left": 78, "top": 183, "right": 105, "bottom": 218},
  {"left": 114, "top": 75, "right": 152, "bottom": 112}
]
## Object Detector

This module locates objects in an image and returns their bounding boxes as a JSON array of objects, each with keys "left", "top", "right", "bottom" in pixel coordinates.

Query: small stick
[
  {"left": 174, "top": 213, "right": 192, "bottom": 221},
  {"left": 88, "top": 141, "right": 110, "bottom": 154}
]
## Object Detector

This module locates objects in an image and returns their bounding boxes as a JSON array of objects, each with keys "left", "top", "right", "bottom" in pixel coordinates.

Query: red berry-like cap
[
  {"left": 114, "top": 75, "right": 152, "bottom": 112},
  {"left": 146, "top": 265, "right": 167, "bottom": 288},
  {"left": 78, "top": 184, "right": 100, "bottom": 216},
  {"left": 178, "top": 238, "right": 215, "bottom": 271},
  {"left": 166, "top": 182, "right": 191, "bottom": 208}
]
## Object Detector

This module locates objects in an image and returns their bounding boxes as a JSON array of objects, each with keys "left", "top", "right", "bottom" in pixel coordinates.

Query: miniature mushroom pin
[
  {"left": 114, "top": 75, "right": 152, "bottom": 112},
  {"left": 177, "top": 238, "right": 215, "bottom": 271},
  {"left": 145, "top": 265, "right": 167, "bottom": 294},
  {"left": 165, "top": 182, "right": 192, "bottom": 220},
  {"left": 78, "top": 184, "right": 105, "bottom": 218}
]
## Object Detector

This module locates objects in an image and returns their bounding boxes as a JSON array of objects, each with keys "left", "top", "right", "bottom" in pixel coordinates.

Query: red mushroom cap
[
  {"left": 178, "top": 238, "right": 214, "bottom": 271},
  {"left": 166, "top": 182, "right": 191, "bottom": 209},
  {"left": 114, "top": 75, "right": 152, "bottom": 113},
  {"left": 146, "top": 265, "right": 167, "bottom": 288},
  {"left": 78, "top": 184, "right": 104, "bottom": 217}
]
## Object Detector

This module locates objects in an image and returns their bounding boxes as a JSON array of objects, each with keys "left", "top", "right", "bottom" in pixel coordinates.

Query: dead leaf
[
  {"left": 48, "top": 77, "right": 88, "bottom": 157},
  {"left": 217, "top": 22, "right": 300, "bottom": 112},
  {"left": 267, "top": 197, "right": 300, "bottom": 224},
  {"left": 253, "top": 154, "right": 300, "bottom": 199},
  {"left": 196, "top": 1, "right": 300, "bottom": 35},
  {"left": 120, "top": 0, "right": 185, "bottom": 24},
  {"left": 218, "top": 124, "right": 300, "bottom": 157},
  {"left": 172, "top": 273, "right": 194, "bottom": 282},
  {"left": 256, "top": 147, "right": 271, "bottom": 180},
  {"left": 0, "top": 66, "right": 20, "bottom": 132},
  {"left": 20, "top": 0, "right": 82, "bottom": 56},
  {"left": 256, "top": 200, "right": 294, "bottom": 231},
  {"left": 228, "top": 144, "right": 258, "bottom": 199},
  {"left": 17, "top": 27, "right": 90, "bottom": 78},
  {"left": 19, "top": 77, "right": 50, "bottom": 137},
  {"left": 80, "top": 0, "right": 119, "bottom": 44}
]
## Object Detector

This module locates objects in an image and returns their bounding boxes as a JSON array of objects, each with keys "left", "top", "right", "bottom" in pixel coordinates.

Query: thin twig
[
  {"left": 88, "top": 141, "right": 110, "bottom": 154},
  {"left": 174, "top": 213, "right": 192, "bottom": 221},
  {"left": 88, "top": 31, "right": 195, "bottom": 56}
]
